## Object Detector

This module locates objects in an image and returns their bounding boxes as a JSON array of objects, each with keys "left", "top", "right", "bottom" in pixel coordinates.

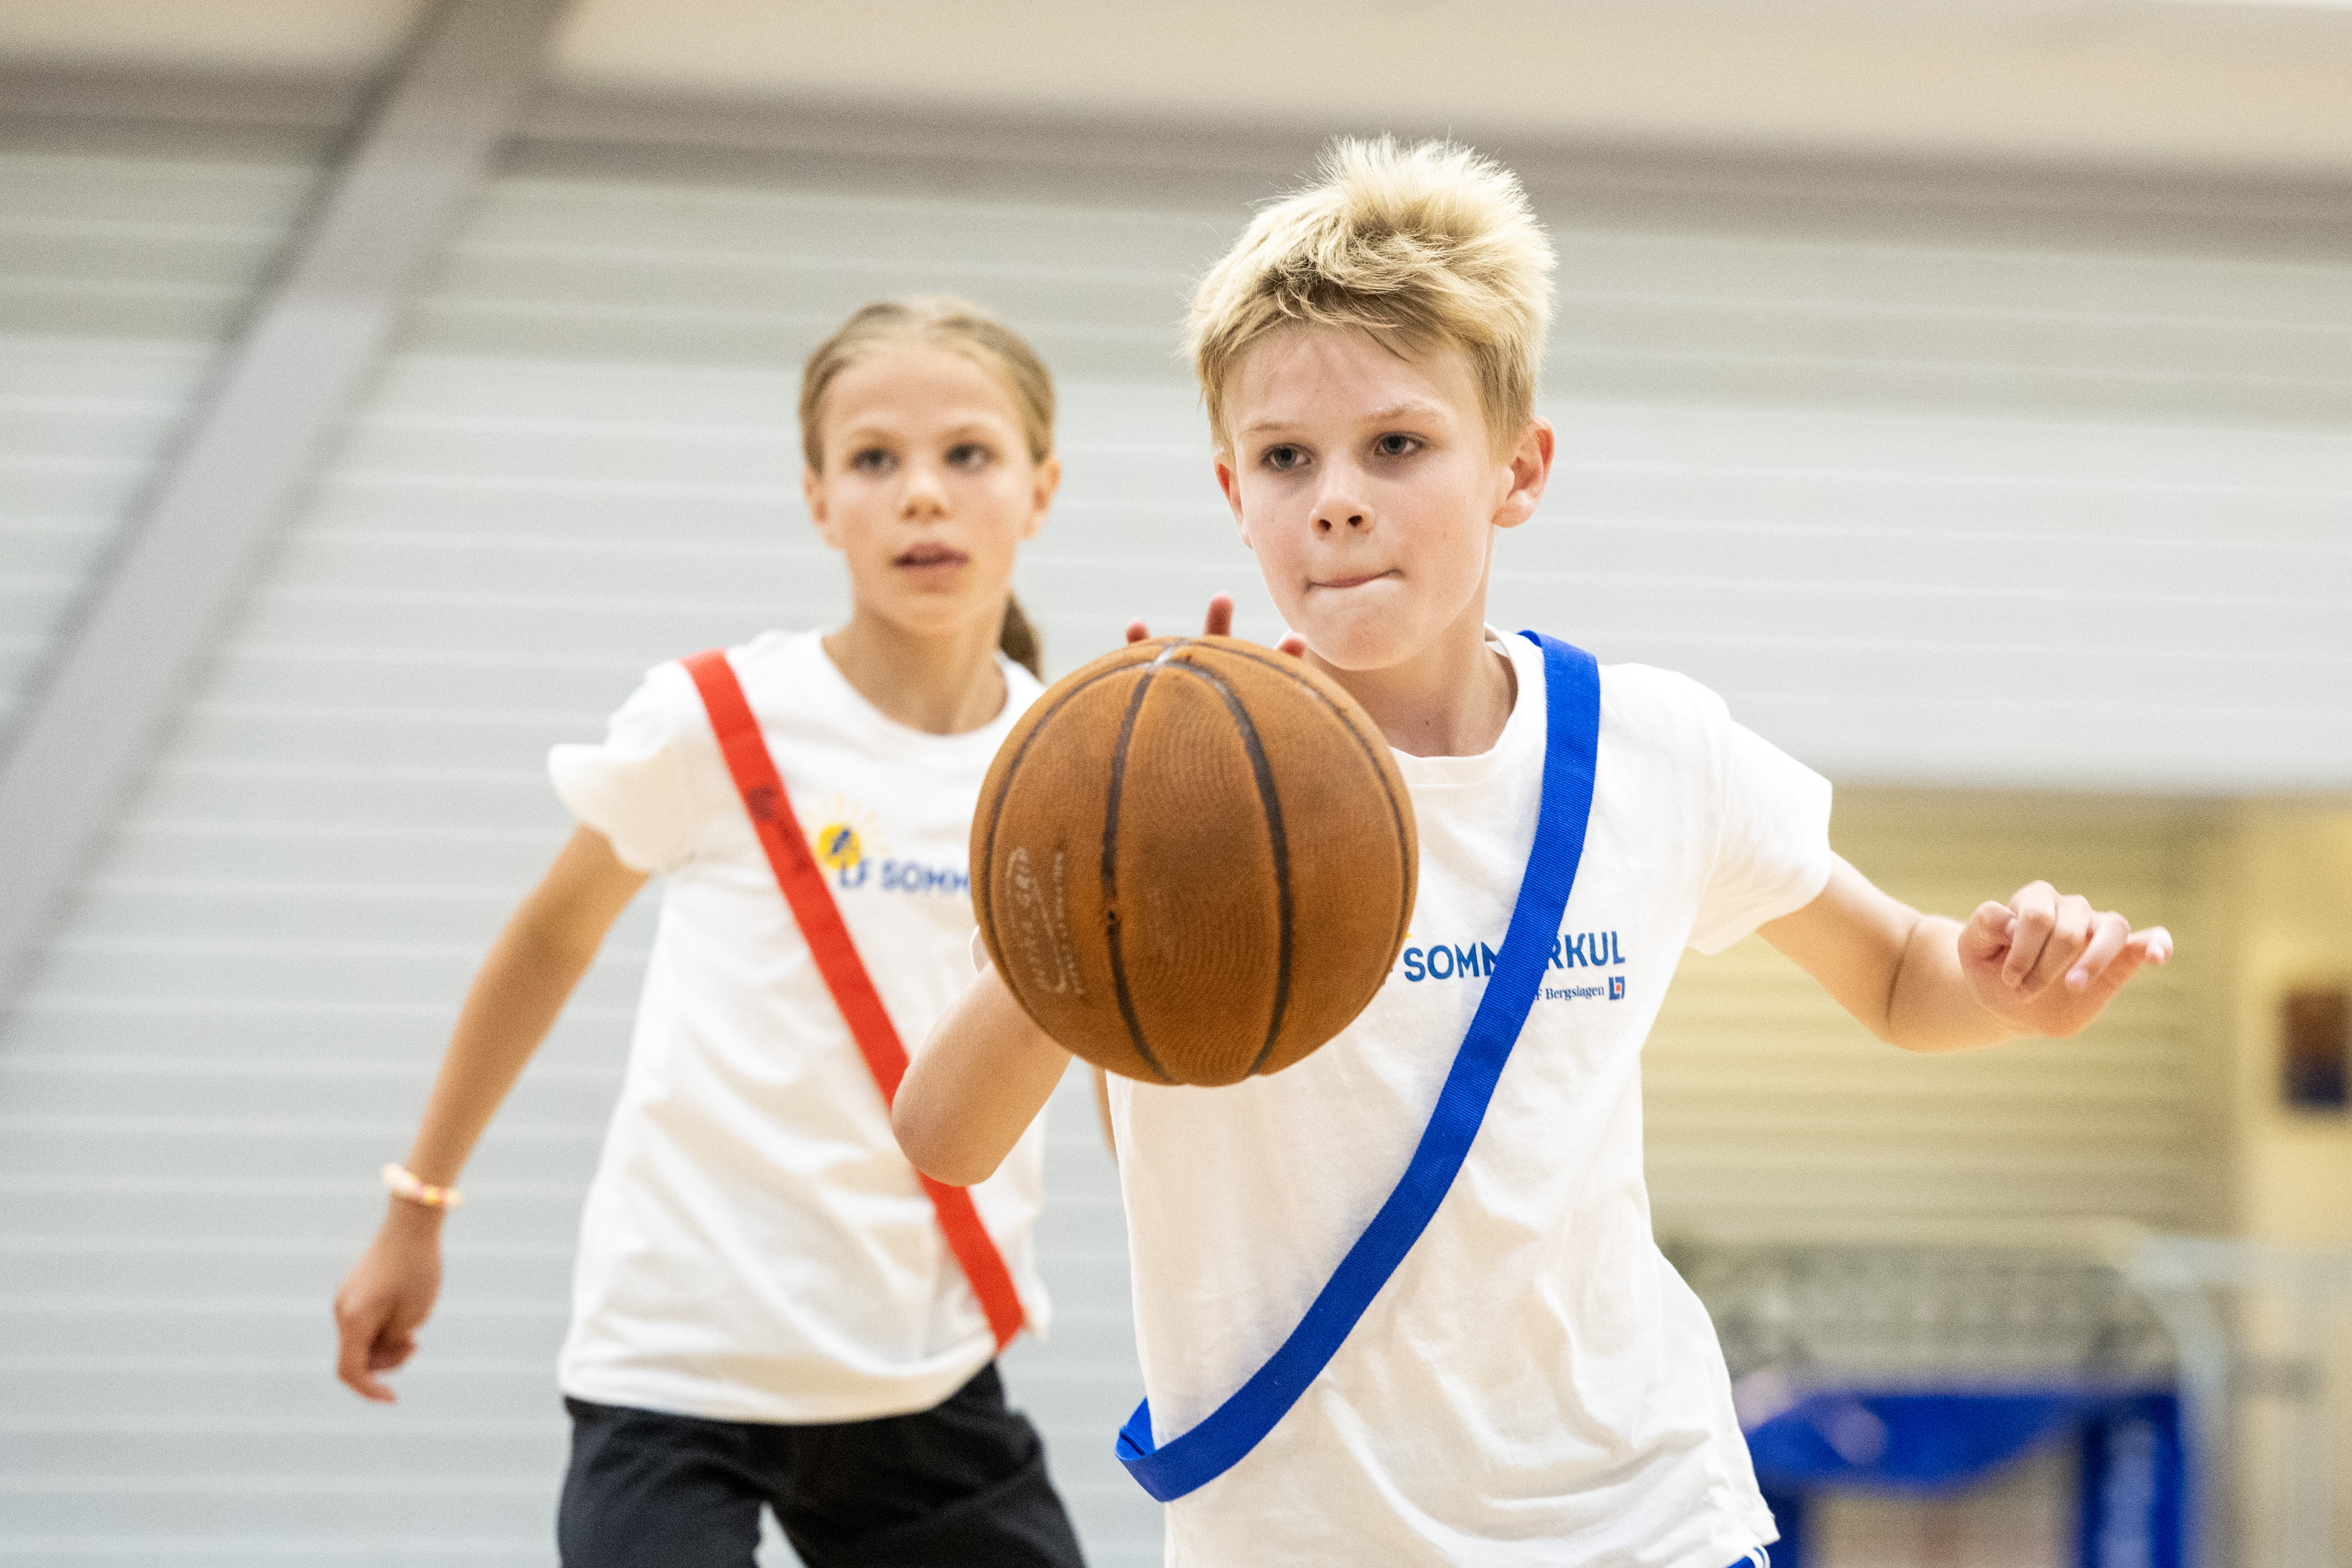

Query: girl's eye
[
  {"left": 1262, "top": 444, "right": 1309, "bottom": 472},
  {"left": 1372, "top": 433, "right": 1421, "bottom": 459},
  {"left": 849, "top": 447, "right": 896, "bottom": 474},
  {"left": 946, "top": 442, "right": 993, "bottom": 470}
]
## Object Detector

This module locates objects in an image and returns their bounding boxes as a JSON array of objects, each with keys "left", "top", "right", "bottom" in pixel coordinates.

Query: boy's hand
[
  {"left": 1125, "top": 592, "right": 1307, "bottom": 655},
  {"left": 1959, "top": 881, "right": 2173, "bottom": 1039},
  {"left": 896, "top": 962, "right": 1075, "bottom": 1187}
]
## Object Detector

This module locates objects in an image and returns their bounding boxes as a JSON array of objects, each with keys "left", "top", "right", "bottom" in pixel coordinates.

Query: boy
[{"left": 894, "top": 139, "right": 2170, "bottom": 1566}]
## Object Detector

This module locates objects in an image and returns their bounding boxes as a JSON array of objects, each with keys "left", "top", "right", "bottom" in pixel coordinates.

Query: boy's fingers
[
  {"left": 2130, "top": 926, "right": 2175, "bottom": 966},
  {"left": 1123, "top": 619, "right": 1150, "bottom": 645},
  {"left": 2067, "top": 910, "right": 2132, "bottom": 990},
  {"left": 1959, "top": 901, "right": 2013, "bottom": 964},
  {"left": 2001, "top": 881, "right": 2059, "bottom": 987},
  {"left": 2024, "top": 894, "right": 2095, "bottom": 994},
  {"left": 1275, "top": 632, "right": 1308, "bottom": 658},
  {"left": 1201, "top": 593, "right": 1235, "bottom": 638}
]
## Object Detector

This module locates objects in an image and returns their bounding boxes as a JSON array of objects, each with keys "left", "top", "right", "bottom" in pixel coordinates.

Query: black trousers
[{"left": 558, "top": 1364, "right": 1086, "bottom": 1568}]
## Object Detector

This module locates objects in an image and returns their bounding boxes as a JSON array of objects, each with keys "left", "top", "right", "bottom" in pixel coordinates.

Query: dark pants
[{"left": 558, "top": 1364, "right": 1086, "bottom": 1568}]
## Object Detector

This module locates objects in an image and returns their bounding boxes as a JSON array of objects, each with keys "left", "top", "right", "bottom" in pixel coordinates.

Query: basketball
[{"left": 972, "top": 635, "right": 1418, "bottom": 1085}]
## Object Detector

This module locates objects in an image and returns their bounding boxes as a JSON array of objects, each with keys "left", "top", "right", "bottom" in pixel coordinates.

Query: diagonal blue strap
[{"left": 1115, "top": 632, "right": 1603, "bottom": 1502}]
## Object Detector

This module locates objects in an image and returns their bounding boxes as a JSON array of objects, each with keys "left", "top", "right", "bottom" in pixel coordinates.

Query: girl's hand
[
  {"left": 1124, "top": 592, "right": 1307, "bottom": 655},
  {"left": 332, "top": 1203, "right": 444, "bottom": 1402},
  {"left": 1958, "top": 881, "right": 2173, "bottom": 1039}
]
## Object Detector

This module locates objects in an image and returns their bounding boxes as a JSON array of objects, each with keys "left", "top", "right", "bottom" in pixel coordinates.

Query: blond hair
[
  {"left": 799, "top": 296, "right": 1051, "bottom": 677},
  {"left": 1188, "top": 138, "right": 1554, "bottom": 454}
]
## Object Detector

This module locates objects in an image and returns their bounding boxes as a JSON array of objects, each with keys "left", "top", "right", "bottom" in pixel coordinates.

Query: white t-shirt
[
  {"left": 548, "top": 630, "right": 1052, "bottom": 1424},
  {"left": 1111, "top": 632, "right": 1833, "bottom": 1568}
]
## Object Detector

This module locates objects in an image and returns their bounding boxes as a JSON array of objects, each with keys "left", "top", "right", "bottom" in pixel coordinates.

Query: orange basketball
[{"left": 972, "top": 635, "right": 1417, "bottom": 1085}]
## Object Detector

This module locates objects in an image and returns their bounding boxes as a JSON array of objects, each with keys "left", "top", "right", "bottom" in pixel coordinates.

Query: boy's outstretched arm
[
  {"left": 1760, "top": 857, "right": 2174, "bottom": 1053},
  {"left": 896, "top": 964, "right": 1074, "bottom": 1186}
]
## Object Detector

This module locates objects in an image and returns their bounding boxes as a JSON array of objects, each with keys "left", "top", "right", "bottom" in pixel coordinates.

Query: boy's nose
[{"left": 1312, "top": 490, "right": 1372, "bottom": 534}]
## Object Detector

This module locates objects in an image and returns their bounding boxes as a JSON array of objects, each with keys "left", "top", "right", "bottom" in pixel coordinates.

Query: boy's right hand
[
  {"left": 1125, "top": 592, "right": 1307, "bottom": 655},
  {"left": 896, "top": 962, "right": 1075, "bottom": 1187},
  {"left": 332, "top": 1202, "right": 444, "bottom": 1402}
]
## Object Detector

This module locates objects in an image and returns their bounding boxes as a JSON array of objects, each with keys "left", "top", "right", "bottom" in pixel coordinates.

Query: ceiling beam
[{"left": 0, "top": 0, "right": 570, "bottom": 1005}]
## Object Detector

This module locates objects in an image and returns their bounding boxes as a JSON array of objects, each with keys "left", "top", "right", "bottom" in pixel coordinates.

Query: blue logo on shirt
[
  {"left": 1399, "top": 929, "right": 1626, "bottom": 1000},
  {"left": 831, "top": 858, "right": 970, "bottom": 897}
]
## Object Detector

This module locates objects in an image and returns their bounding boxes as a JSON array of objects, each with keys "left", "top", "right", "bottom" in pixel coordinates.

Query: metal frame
[
  {"left": 2128, "top": 1237, "right": 2352, "bottom": 1568},
  {"left": 0, "top": 0, "right": 570, "bottom": 1004}
]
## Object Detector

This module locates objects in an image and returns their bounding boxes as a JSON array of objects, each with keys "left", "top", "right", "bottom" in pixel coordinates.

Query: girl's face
[{"left": 804, "top": 344, "right": 1058, "bottom": 641}]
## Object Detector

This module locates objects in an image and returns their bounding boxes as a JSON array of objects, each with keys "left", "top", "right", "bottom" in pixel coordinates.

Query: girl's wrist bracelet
[{"left": 382, "top": 1163, "right": 463, "bottom": 1211}]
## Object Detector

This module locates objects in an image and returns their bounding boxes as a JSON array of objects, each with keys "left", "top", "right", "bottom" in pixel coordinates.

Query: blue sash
[{"left": 1115, "top": 631, "right": 1604, "bottom": 1502}]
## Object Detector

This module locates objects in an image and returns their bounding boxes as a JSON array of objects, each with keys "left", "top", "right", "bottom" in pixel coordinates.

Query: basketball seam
[
  {"left": 1101, "top": 665, "right": 1178, "bottom": 1085},
  {"left": 1196, "top": 641, "right": 1417, "bottom": 966},
  {"left": 1157, "top": 652, "right": 1296, "bottom": 1080},
  {"left": 977, "top": 655, "right": 1168, "bottom": 1075}
]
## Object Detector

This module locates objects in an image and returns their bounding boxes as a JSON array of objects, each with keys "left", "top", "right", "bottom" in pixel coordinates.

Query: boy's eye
[
  {"left": 1261, "top": 444, "right": 1309, "bottom": 472},
  {"left": 849, "top": 447, "right": 897, "bottom": 474},
  {"left": 946, "top": 442, "right": 994, "bottom": 470},
  {"left": 1372, "top": 433, "right": 1421, "bottom": 459}
]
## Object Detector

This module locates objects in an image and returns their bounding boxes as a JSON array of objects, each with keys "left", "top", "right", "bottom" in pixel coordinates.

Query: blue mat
[{"left": 1744, "top": 1387, "right": 2181, "bottom": 1568}]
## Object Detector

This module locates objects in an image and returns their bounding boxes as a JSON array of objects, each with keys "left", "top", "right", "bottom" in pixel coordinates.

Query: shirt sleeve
[
  {"left": 1686, "top": 694, "right": 1835, "bottom": 955},
  {"left": 547, "top": 662, "right": 709, "bottom": 875}
]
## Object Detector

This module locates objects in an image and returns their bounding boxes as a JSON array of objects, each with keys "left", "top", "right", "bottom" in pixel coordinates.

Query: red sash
[{"left": 681, "top": 648, "right": 1025, "bottom": 1350}]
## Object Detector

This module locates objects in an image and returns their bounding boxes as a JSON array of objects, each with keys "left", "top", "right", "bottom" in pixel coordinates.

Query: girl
[{"left": 332, "top": 298, "right": 1086, "bottom": 1568}]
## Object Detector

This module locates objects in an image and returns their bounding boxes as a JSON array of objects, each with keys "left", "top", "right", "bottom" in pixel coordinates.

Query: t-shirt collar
[{"left": 1386, "top": 626, "right": 1544, "bottom": 792}]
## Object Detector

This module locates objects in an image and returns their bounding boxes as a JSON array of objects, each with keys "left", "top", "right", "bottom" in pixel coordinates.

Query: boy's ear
[
  {"left": 1213, "top": 453, "right": 1253, "bottom": 548},
  {"left": 1492, "top": 418, "right": 1555, "bottom": 532}
]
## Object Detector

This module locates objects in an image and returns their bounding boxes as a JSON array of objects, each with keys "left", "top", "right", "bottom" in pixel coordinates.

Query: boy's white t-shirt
[
  {"left": 547, "top": 630, "right": 1052, "bottom": 1424},
  {"left": 1112, "top": 632, "right": 1834, "bottom": 1568}
]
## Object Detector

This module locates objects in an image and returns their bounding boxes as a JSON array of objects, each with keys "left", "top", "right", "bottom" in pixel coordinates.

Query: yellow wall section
[
  {"left": 1645, "top": 788, "right": 2229, "bottom": 1238},
  {"left": 2204, "top": 806, "right": 2352, "bottom": 1247},
  {"left": 2197, "top": 806, "right": 2352, "bottom": 1568}
]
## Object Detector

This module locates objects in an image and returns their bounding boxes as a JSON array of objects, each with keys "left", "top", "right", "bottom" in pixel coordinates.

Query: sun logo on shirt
[
  {"left": 808, "top": 797, "right": 888, "bottom": 873},
  {"left": 816, "top": 825, "right": 862, "bottom": 871}
]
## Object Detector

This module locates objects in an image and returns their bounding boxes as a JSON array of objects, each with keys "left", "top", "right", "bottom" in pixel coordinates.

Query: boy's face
[{"left": 1214, "top": 325, "right": 1550, "bottom": 679}]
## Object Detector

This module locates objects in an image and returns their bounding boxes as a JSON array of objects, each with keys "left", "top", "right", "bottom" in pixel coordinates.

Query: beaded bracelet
[{"left": 382, "top": 1162, "right": 464, "bottom": 1210}]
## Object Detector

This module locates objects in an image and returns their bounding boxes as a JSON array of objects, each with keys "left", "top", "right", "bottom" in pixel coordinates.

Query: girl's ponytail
[{"left": 999, "top": 594, "right": 1043, "bottom": 680}]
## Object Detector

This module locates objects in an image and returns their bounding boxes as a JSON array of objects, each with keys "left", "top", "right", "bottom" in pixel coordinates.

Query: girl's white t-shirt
[
  {"left": 547, "top": 630, "right": 1051, "bottom": 1424},
  {"left": 1111, "top": 632, "right": 1834, "bottom": 1568}
]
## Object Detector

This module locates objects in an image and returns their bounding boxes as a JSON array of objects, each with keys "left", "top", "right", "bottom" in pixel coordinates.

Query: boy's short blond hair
[{"left": 1188, "top": 137, "right": 1555, "bottom": 455}]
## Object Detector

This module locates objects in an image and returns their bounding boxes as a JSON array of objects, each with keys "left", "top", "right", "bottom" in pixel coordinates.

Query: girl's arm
[
  {"left": 331, "top": 825, "right": 648, "bottom": 1401},
  {"left": 1760, "top": 856, "right": 2172, "bottom": 1053},
  {"left": 896, "top": 965, "right": 1074, "bottom": 1186}
]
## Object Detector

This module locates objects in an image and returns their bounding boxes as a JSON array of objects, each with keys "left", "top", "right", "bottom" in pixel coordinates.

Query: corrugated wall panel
[
  {"left": 4, "top": 95, "right": 2345, "bottom": 1566},
  {"left": 0, "top": 144, "right": 324, "bottom": 732},
  {"left": 1647, "top": 794, "right": 2219, "bottom": 1235},
  {"left": 1512, "top": 402, "right": 2352, "bottom": 789}
]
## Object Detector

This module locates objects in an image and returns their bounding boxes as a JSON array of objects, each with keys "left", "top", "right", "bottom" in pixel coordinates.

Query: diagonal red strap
[{"left": 681, "top": 648, "right": 1024, "bottom": 1350}]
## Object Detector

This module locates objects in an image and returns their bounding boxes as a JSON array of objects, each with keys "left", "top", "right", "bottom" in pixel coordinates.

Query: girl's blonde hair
[
  {"left": 1188, "top": 138, "right": 1555, "bottom": 455},
  {"left": 799, "top": 296, "right": 1052, "bottom": 678}
]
